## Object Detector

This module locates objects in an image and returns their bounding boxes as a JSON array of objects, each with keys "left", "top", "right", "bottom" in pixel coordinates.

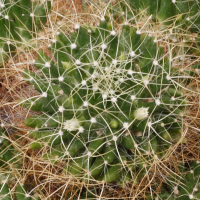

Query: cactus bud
[
  {"left": 63, "top": 119, "right": 80, "bottom": 131},
  {"left": 133, "top": 107, "right": 149, "bottom": 120}
]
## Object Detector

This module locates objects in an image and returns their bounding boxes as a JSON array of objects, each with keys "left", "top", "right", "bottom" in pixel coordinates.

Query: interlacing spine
[
  {"left": 0, "top": 0, "right": 199, "bottom": 199},
  {"left": 0, "top": 0, "right": 51, "bottom": 66},
  {"left": 20, "top": 14, "right": 197, "bottom": 191}
]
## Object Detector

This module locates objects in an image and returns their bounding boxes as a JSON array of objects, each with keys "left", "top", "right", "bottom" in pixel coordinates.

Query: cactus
[
  {"left": 175, "top": 161, "right": 200, "bottom": 200},
  {"left": 0, "top": 0, "right": 51, "bottom": 66},
  {"left": 144, "top": 161, "right": 200, "bottom": 200},
  {"left": 0, "top": 182, "right": 31, "bottom": 200},
  {"left": 0, "top": 128, "right": 31, "bottom": 199},
  {"left": 110, "top": 0, "right": 200, "bottom": 33},
  {"left": 0, "top": 128, "right": 19, "bottom": 168},
  {"left": 18, "top": 10, "right": 197, "bottom": 191},
  {"left": 0, "top": 182, "right": 12, "bottom": 200}
]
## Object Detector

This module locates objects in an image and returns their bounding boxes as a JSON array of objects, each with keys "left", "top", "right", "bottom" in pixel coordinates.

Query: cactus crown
[{"left": 20, "top": 12, "right": 194, "bottom": 188}]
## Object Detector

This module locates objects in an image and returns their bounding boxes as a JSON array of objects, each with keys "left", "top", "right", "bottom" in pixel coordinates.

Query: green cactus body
[
  {"left": 88, "top": 156, "right": 105, "bottom": 177},
  {"left": 117, "top": 170, "right": 137, "bottom": 188},
  {"left": 19, "top": 8, "right": 197, "bottom": 187},
  {"left": 64, "top": 157, "right": 84, "bottom": 176},
  {"left": 99, "top": 161, "right": 122, "bottom": 183},
  {"left": 175, "top": 161, "right": 200, "bottom": 200},
  {"left": 149, "top": 186, "right": 175, "bottom": 200},
  {"left": 114, "top": 0, "right": 199, "bottom": 33},
  {"left": 0, "top": 183, "right": 12, "bottom": 200},
  {"left": 0, "top": 0, "right": 51, "bottom": 66},
  {"left": 24, "top": 114, "right": 62, "bottom": 128},
  {"left": 79, "top": 188, "right": 97, "bottom": 200},
  {"left": 15, "top": 184, "right": 31, "bottom": 200},
  {"left": 0, "top": 128, "right": 19, "bottom": 168},
  {"left": 29, "top": 129, "right": 70, "bottom": 150}
]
